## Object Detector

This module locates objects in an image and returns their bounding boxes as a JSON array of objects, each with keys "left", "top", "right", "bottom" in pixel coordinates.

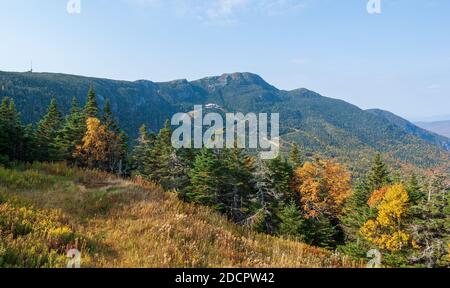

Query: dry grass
[{"left": 0, "top": 163, "right": 362, "bottom": 268}]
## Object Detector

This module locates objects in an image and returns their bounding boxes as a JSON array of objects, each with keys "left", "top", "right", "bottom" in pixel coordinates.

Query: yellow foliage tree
[
  {"left": 293, "top": 159, "right": 352, "bottom": 219},
  {"left": 74, "top": 117, "right": 123, "bottom": 172},
  {"left": 360, "top": 184, "right": 412, "bottom": 252}
]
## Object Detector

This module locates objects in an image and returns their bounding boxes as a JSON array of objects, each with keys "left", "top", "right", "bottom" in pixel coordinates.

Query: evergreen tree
[
  {"left": 251, "top": 157, "right": 279, "bottom": 233},
  {"left": 266, "top": 156, "right": 294, "bottom": 201},
  {"left": 288, "top": 143, "right": 304, "bottom": 168},
  {"left": 84, "top": 86, "right": 99, "bottom": 119},
  {"left": 278, "top": 200, "right": 305, "bottom": 240},
  {"left": 102, "top": 99, "right": 119, "bottom": 133},
  {"left": 303, "top": 216, "right": 339, "bottom": 249},
  {"left": 186, "top": 148, "right": 222, "bottom": 207},
  {"left": 340, "top": 179, "right": 372, "bottom": 242},
  {"left": 117, "top": 130, "right": 129, "bottom": 176},
  {"left": 22, "top": 124, "right": 38, "bottom": 162},
  {"left": 408, "top": 175, "right": 449, "bottom": 268},
  {"left": 406, "top": 174, "right": 426, "bottom": 205},
  {"left": 147, "top": 120, "right": 175, "bottom": 188},
  {"left": 220, "top": 148, "right": 256, "bottom": 222},
  {"left": 56, "top": 97, "right": 86, "bottom": 163},
  {"left": 35, "top": 99, "right": 62, "bottom": 161},
  {"left": 0, "top": 97, "right": 28, "bottom": 162},
  {"left": 367, "top": 153, "right": 391, "bottom": 191},
  {"left": 338, "top": 179, "right": 373, "bottom": 258},
  {"left": 131, "top": 124, "right": 152, "bottom": 175}
]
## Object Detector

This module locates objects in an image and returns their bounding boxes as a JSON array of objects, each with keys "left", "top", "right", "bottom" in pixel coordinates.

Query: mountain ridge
[{"left": 367, "top": 109, "right": 450, "bottom": 150}]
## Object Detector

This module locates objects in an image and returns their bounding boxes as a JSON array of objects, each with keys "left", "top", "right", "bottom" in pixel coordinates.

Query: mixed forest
[{"left": 0, "top": 87, "right": 449, "bottom": 268}]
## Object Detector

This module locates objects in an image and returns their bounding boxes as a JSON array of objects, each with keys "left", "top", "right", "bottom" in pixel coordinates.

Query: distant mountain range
[
  {"left": 0, "top": 70, "right": 449, "bottom": 171},
  {"left": 415, "top": 120, "right": 450, "bottom": 139}
]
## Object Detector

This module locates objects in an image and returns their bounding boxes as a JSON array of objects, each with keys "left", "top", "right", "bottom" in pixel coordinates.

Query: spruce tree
[
  {"left": 266, "top": 156, "right": 294, "bottom": 201},
  {"left": 0, "top": 97, "right": 27, "bottom": 162},
  {"left": 56, "top": 97, "right": 86, "bottom": 162},
  {"left": 84, "top": 86, "right": 99, "bottom": 119},
  {"left": 279, "top": 200, "right": 305, "bottom": 240},
  {"left": 186, "top": 148, "right": 221, "bottom": 207},
  {"left": 117, "top": 130, "right": 129, "bottom": 175},
  {"left": 406, "top": 174, "right": 426, "bottom": 205},
  {"left": 367, "top": 153, "right": 391, "bottom": 191},
  {"left": 102, "top": 100, "right": 119, "bottom": 133},
  {"left": 289, "top": 143, "right": 304, "bottom": 168},
  {"left": 131, "top": 124, "right": 152, "bottom": 175},
  {"left": 148, "top": 120, "right": 174, "bottom": 187},
  {"left": 35, "top": 99, "right": 62, "bottom": 161},
  {"left": 340, "top": 179, "right": 372, "bottom": 242},
  {"left": 220, "top": 148, "right": 256, "bottom": 222}
]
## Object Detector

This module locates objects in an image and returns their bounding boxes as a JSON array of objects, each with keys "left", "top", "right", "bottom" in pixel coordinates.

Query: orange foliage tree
[
  {"left": 74, "top": 117, "right": 124, "bottom": 172},
  {"left": 367, "top": 186, "right": 389, "bottom": 208},
  {"left": 293, "top": 159, "right": 352, "bottom": 219}
]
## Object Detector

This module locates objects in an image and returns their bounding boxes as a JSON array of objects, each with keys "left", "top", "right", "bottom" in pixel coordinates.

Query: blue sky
[{"left": 0, "top": 0, "right": 449, "bottom": 120}]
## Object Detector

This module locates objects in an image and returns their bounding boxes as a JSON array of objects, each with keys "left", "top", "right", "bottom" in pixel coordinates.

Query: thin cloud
[
  {"left": 428, "top": 84, "right": 440, "bottom": 90},
  {"left": 292, "top": 58, "right": 307, "bottom": 65},
  {"left": 125, "top": 0, "right": 307, "bottom": 24}
]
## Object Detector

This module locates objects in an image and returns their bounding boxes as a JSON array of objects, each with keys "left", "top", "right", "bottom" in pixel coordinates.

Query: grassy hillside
[{"left": 0, "top": 163, "right": 361, "bottom": 268}]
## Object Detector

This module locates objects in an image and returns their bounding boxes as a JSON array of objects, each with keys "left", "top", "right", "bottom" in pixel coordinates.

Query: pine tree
[
  {"left": 340, "top": 179, "right": 372, "bottom": 242},
  {"left": 84, "top": 86, "right": 99, "bottom": 119},
  {"left": 102, "top": 99, "right": 119, "bottom": 133},
  {"left": 0, "top": 97, "right": 28, "bottom": 162},
  {"left": 131, "top": 124, "right": 152, "bottom": 175},
  {"left": 35, "top": 99, "right": 62, "bottom": 161},
  {"left": 266, "top": 156, "right": 294, "bottom": 201},
  {"left": 303, "top": 216, "right": 339, "bottom": 249},
  {"left": 288, "top": 143, "right": 304, "bottom": 168},
  {"left": 117, "top": 130, "right": 129, "bottom": 176},
  {"left": 56, "top": 97, "right": 86, "bottom": 163},
  {"left": 220, "top": 148, "right": 256, "bottom": 222},
  {"left": 406, "top": 174, "right": 426, "bottom": 205},
  {"left": 279, "top": 200, "right": 305, "bottom": 240},
  {"left": 367, "top": 153, "right": 391, "bottom": 192},
  {"left": 146, "top": 120, "right": 175, "bottom": 188},
  {"left": 186, "top": 148, "right": 222, "bottom": 207}
]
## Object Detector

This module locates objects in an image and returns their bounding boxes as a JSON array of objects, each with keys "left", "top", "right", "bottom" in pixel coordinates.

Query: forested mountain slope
[{"left": 1, "top": 70, "right": 449, "bottom": 171}]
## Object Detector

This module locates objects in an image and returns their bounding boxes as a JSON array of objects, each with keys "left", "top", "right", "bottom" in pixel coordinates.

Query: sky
[{"left": 0, "top": 0, "right": 449, "bottom": 121}]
